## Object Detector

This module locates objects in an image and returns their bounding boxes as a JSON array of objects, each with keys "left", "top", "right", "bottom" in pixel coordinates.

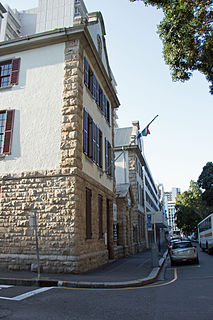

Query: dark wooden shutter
[
  {"left": 11, "top": 58, "right": 21, "bottom": 85},
  {"left": 102, "top": 91, "right": 106, "bottom": 116},
  {"left": 105, "top": 138, "right": 108, "bottom": 174},
  {"left": 110, "top": 144, "right": 113, "bottom": 177},
  {"left": 98, "top": 195, "right": 103, "bottom": 239},
  {"left": 96, "top": 126, "right": 100, "bottom": 166},
  {"left": 96, "top": 80, "right": 100, "bottom": 106},
  {"left": 86, "top": 188, "right": 92, "bottom": 239},
  {"left": 3, "top": 110, "right": 15, "bottom": 154},
  {"left": 99, "top": 87, "right": 102, "bottom": 110},
  {"left": 89, "top": 68, "right": 93, "bottom": 93},
  {"left": 84, "top": 57, "right": 89, "bottom": 88},
  {"left": 99, "top": 130, "right": 102, "bottom": 168},
  {"left": 105, "top": 99, "right": 108, "bottom": 122},
  {"left": 107, "top": 100, "right": 110, "bottom": 124},
  {"left": 92, "top": 121, "right": 96, "bottom": 162},
  {"left": 83, "top": 108, "right": 88, "bottom": 155},
  {"left": 88, "top": 115, "right": 93, "bottom": 159},
  {"left": 92, "top": 73, "right": 97, "bottom": 100}
]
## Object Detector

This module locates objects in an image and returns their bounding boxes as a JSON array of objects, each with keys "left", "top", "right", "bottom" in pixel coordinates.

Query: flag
[
  {"left": 137, "top": 115, "right": 158, "bottom": 139},
  {"left": 142, "top": 126, "right": 150, "bottom": 136}
]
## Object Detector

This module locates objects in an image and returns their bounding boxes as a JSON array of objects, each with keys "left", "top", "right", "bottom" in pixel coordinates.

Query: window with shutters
[
  {"left": 98, "top": 129, "right": 103, "bottom": 168},
  {"left": 0, "top": 110, "right": 15, "bottom": 156},
  {"left": 98, "top": 194, "right": 103, "bottom": 239},
  {"left": 0, "top": 58, "right": 20, "bottom": 88},
  {"left": 86, "top": 188, "right": 92, "bottom": 239},
  {"left": 84, "top": 57, "right": 111, "bottom": 125},
  {"left": 83, "top": 108, "right": 103, "bottom": 168},
  {"left": 105, "top": 138, "right": 113, "bottom": 177}
]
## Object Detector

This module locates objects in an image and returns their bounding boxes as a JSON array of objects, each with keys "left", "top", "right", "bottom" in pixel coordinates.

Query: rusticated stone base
[
  {"left": 0, "top": 250, "right": 108, "bottom": 274},
  {"left": 0, "top": 168, "right": 113, "bottom": 273}
]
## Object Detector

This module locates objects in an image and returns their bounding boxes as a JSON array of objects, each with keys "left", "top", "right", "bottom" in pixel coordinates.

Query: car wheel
[
  {"left": 207, "top": 247, "right": 212, "bottom": 255},
  {"left": 206, "top": 243, "right": 212, "bottom": 255},
  {"left": 200, "top": 243, "right": 205, "bottom": 252}
]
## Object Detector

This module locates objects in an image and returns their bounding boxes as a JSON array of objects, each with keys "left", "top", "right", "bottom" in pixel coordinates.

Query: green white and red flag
[
  {"left": 142, "top": 126, "right": 150, "bottom": 136},
  {"left": 137, "top": 115, "right": 158, "bottom": 139}
]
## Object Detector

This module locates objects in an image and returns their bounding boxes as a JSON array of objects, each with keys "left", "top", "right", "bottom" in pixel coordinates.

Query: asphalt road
[{"left": 1, "top": 246, "right": 213, "bottom": 320}]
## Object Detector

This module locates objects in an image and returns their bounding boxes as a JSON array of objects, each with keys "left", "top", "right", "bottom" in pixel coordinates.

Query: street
[{"left": 1, "top": 247, "right": 213, "bottom": 320}]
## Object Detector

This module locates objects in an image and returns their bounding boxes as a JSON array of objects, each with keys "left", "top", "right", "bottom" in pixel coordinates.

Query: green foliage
[
  {"left": 175, "top": 181, "right": 207, "bottom": 234},
  {"left": 198, "top": 162, "right": 213, "bottom": 207},
  {"left": 130, "top": 0, "right": 213, "bottom": 94}
]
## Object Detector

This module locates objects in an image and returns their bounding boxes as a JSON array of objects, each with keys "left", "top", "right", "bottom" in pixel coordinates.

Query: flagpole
[{"left": 142, "top": 114, "right": 159, "bottom": 131}]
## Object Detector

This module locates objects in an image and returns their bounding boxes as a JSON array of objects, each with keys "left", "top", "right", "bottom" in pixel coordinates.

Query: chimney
[{"left": 130, "top": 120, "right": 140, "bottom": 145}]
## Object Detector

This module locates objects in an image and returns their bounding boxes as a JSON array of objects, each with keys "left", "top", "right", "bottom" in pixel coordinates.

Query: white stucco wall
[
  {"left": 87, "top": 22, "right": 109, "bottom": 77},
  {"left": 0, "top": 42, "right": 65, "bottom": 174},
  {"left": 115, "top": 150, "right": 129, "bottom": 185}
]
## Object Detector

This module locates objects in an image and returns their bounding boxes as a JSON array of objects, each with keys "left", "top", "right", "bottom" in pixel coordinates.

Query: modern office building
[
  {"left": 0, "top": 0, "right": 87, "bottom": 41},
  {"left": 0, "top": 2, "right": 6, "bottom": 32},
  {"left": 165, "top": 188, "right": 181, "bottom": 235}
]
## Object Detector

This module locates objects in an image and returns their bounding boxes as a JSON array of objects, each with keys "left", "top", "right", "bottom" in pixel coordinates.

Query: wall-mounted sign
[
  {"left": 113, "top": 224, "right": 117, "bottom": 243},
  {"left": 113, "top": 203, "right": 117, "bottom": 221},
  {"left": 147, "top": 214, "right": 152, "bottom": 231}
]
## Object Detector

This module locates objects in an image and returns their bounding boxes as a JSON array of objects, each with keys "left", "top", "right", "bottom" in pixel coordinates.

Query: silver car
[{"left": 170, "top": 241, "right": 199, "bottom": 266}]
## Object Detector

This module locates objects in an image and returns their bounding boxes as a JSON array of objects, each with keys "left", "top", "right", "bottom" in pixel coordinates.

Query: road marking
[
  {"left": 56, "top": 268, "right": 178, "bottom": 291},
  {"left": 144, "top": 268, "right": 178, "bottom": 288},
  {"left": 0, "top": 285, "right": 14, "bottom": 289},
  {"left": 0, "top": 287, "right": 54, "bottom": 301}
]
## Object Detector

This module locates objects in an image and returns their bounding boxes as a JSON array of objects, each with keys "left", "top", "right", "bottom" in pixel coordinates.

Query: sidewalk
[{"left": 0, "top": 249, "right": 168, "bottom": 289}]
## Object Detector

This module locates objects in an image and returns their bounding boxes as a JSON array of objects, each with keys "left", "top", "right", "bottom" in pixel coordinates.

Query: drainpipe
[{"left": 142, "top": 166, "right": 149, "bottom": 248}]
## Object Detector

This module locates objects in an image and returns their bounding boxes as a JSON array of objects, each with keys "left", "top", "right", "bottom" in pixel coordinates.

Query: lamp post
[
  {"left": 30, "top": 211, "right": 40, "bottom": 280},
  {"left": 34, "top": 211, "right": 40, "bottom": 280}
]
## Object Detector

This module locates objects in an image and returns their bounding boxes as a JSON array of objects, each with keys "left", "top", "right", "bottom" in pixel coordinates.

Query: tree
[
  {"left": 198, "top": 162, "right": 213, "bottom": 207},
  {"left": 175, "top": 181, "right": 207, "bottom": 234},
  {"left": 130, "top": 0, "right": 213, "bottom": 94}
]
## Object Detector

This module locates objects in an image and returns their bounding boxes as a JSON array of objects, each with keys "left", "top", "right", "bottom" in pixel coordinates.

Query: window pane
[
  {"left": 0, "top": 61, "right": 12, "bottom": 88},
  {"left": 0, "top": 112, "right": 6, "bottom": 154}
]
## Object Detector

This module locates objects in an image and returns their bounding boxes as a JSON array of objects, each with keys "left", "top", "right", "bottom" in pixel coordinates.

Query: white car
[{"left": 170, "top": 240, "right": 199, "bottom": 266}]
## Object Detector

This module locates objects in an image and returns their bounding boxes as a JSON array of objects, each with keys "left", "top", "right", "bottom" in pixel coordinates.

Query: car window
[{"left": 172, "top": 242, "right": 193, "bottom": 249}]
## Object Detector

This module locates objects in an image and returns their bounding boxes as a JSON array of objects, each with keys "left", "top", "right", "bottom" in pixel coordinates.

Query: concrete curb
[{"left": 0, "top": 250, "right": 168, "bottom": 289}]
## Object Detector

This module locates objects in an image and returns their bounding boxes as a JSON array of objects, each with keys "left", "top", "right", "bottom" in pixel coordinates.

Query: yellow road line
[{"left": 56, "top": 268, "right": 178, "bottom": 291}]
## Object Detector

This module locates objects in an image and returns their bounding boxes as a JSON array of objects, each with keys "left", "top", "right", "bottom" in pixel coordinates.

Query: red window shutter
[
  {"left": 11, "top": 58, "right": 21, "bottom": 85},
  {"left": 3, "top": 110, "right": 15, "bottom": 154}
]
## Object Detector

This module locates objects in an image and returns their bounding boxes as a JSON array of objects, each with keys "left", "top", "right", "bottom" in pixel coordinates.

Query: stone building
[
  {"left": 116, "top": 183, "right": 134, "bottom": 257},
  {"left": 0, "top": 11, "right": 119, "bottom": 273},
  {"left": 114, "top": 121, "right": 161, "bottom": 255}
]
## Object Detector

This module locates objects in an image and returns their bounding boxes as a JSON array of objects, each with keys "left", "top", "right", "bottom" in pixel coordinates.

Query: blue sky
[{"left": 2, "top": 0, "right": 213, "bottom": 193}]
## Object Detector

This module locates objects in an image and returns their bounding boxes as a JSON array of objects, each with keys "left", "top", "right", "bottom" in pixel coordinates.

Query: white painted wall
[
  {"left": 115, "top": 150, "right": 129, "bottom": 185},
  {"left": 88, "top": 21, "right": 109, "bottom": 77},
  {"left": 0, "top": 43, "right": 65, "bottom": 174}
]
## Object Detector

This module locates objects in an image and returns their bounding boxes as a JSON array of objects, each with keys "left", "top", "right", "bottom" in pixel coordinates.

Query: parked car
[
  {"left": 168, "top": 237, "right": 181, "bottom": 252},
  {"left": 170, "top": 240, "right": 199, "bottom": 266}
]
